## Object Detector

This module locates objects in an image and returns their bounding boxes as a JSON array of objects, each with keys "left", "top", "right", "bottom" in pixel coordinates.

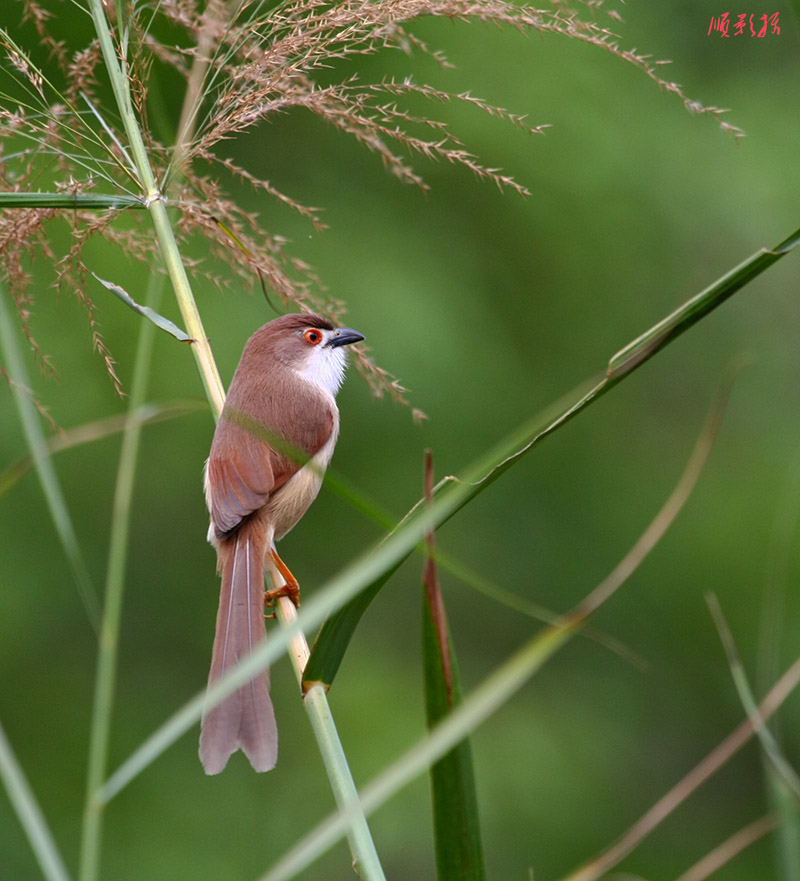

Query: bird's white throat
[{"left": 295, "top": 333, "right": 349, "bottom": 398}]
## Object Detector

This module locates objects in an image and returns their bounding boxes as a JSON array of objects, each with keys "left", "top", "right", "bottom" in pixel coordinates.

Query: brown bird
[{"left": 199, "top": 313, "right": 364, "bottom": 775}]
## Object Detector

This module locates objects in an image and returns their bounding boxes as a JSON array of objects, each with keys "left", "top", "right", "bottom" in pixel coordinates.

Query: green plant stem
[
  {"left": 273, "top": 580, "right": 386, "bottom": 881},
  {"left": 563, "top": 657, "right": 800, "bottom": 881},
  {"left": 145, "top": 199, "right": 225, "bottom": 411},
  {"left": 258, "top": 385, "right": 726, "bottom": 881},
  {"left": 0, "top": 282, "right": 99, "bottom": 628},
  {"left": 87, "top": 0, "right": 224, "bottom": 415},
  {"left": 80, "top": 7, "right": 217, "bottom": 879},
  {"left": 0, "top": 193, "right": 144, "bottom": 209},
  {"left": 86, "top": 6, "right": 384, "bottom": 879},
  {"left": 78, "top": 273, "right": 163, "bottom": 881},
  {"left": 0, "top": 721, "right": 72, "bottom": 881},
  {"left": 304, "top": 685, "right": 387, "bottom": 880},
  {"left": 261, "top": 621, "right": 578, "bottom": 881},
  {"left": 100, "top": 210, "right": 800, "bottom": 796}
]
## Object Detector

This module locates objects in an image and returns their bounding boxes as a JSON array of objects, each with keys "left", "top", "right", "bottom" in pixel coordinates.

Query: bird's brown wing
[
  {"left": 207, "top": 420, "right": 274, "bottom": 537},
  {"left": 207, "top": 379, "right": 334, "bottom": 539}
]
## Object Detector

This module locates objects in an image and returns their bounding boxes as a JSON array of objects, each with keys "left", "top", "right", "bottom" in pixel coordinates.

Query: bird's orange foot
[
  {"left": 264, "top": 549, "right": 301, "bottom": 608},
  {"left": 263, "top": 580, "right": 300, "bottom": 607}
]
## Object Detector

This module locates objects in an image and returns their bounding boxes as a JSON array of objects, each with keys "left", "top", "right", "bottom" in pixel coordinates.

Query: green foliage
[
  {"left": 1, "top": 1, "right": 800, "bottom": 880},
  {"left": 422, "top": 501, "right": 487, "bottom": 881}
]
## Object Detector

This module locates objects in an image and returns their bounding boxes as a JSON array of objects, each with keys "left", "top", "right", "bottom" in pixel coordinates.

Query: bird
[{"left": 199, "top": 312, "right": 364, "bottom": 775}]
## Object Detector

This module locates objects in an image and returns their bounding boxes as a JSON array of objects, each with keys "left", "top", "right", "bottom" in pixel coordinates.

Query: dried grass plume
[{"left": 0, "top": 0, "right": 742, "bottom": 406}]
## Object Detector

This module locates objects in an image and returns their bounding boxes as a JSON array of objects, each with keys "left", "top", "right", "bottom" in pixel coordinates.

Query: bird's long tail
[{"left": 199, "top": 521, "right": 278, "bottom": 774}]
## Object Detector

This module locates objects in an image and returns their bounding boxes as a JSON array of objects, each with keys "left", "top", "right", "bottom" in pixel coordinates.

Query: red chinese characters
[{"left": 708, "top": 12, "right": 780, "bottom": 35}]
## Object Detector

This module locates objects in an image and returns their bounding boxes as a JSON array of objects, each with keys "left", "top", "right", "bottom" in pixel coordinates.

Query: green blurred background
[{"left": 2, "top": 1, "right": 800, "bottom": 878}]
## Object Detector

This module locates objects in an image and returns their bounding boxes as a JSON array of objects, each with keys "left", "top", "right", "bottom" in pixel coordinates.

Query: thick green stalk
[
  {"left": 304, "top": 686, "right": 386, "bottom": 880},
  {"left": 275, "top": 594, "right": 387, "bottom": 881}
]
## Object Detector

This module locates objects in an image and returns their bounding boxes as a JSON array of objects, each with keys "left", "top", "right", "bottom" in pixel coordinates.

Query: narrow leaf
[
  {"left": 262, "top": 383, "right": 730, "bottom": 881},
  {"left": 423, "top": 451, "right": 486, "bottom": 881},
  {"left": 608, "top": 225, "right": 800, "bottom": 379},
  {"left": 0, "top": 192, "right": 143, "bottom": 209},
  {"left": 707, "top": 593, "right": 800, "bottom": 798},
  {"left": 94, "top": 274, "right": 191, "bottom": 341},
  {"left": 0, "top": 721, "right": 72, "bottom": 881},
  {"left": 305, "top": 219, "right": 800, "bottom": 692},
  {"left": 0, "top": 402, "right": 200, "bottom": 499},
  {"left": 424, "top": 607, "right": 486, "bottom": 881},
  {"left": 0, "top": 282, "right": 100, "bottom": 628},
  {"left": 303, "top": 561, "right": 405, "bottom": 690},
  {"left": 706, "top": 594, "right": 800, "bottom": 880}
]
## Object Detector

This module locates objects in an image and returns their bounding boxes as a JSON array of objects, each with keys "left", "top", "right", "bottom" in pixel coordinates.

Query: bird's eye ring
[{"left": 303, "top": 328, "right": 323, "bottom": 345}]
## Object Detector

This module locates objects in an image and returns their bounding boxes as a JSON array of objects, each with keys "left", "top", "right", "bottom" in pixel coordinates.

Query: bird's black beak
[{"left": 328, "top": 328, "right": 365, "bottom": 348}]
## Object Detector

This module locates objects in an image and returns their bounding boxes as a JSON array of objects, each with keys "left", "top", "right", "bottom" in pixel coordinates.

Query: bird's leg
[{"left": 264, "top": 548, "right": 301, "bottom": 608}]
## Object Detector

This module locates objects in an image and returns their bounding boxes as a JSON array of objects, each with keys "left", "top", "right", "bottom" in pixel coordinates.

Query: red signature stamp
[{"left": 708, "top": 12, "right": 780, "bottom": 35}]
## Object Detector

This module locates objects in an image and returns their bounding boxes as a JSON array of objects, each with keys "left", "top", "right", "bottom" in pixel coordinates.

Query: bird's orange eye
[{"left": 303, "top": 328, "right": 323, "bottom": 345}]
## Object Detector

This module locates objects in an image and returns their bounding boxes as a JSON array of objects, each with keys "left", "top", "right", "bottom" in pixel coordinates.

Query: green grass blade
[
  {"left": 608, "top": 225, "right": 800, "bottom": 380},
  {"left": 706, "top": 594, "right": 800, "bottom": 881},
  {"left": 305, "top": 226, "right": 800, "bottom": 692},
  {"left": 707, "top": 594, "right": 800, "bottom": 797},
  {"left": 0, "top": 720, "right": 72, "bottom": 881},
  {"left": 303, "top": 561, "right": 405, "bottom": 689},
  {"left": 0, "top": 402, "right": 201, "bottom": 499},
  {"left": 768, "top": 766, "right": 800, "bottom": 881},
  {"left": 423, "top": 546, "right": 486, "bottom": 880},
  {"left": 259, "top": 385, "right": 727, "bottom": 881},
  {"left": 0, "top": 192, "right": 143, "bottom": 209},
  {"left": 93, "top": 274, "right": 191, "bottom": 341},
  {"left": 423, "top": 449, "right": 485, "bottom": 881},
  {"left": 0, "top": 281, "right": 100, "bottom": 629}
]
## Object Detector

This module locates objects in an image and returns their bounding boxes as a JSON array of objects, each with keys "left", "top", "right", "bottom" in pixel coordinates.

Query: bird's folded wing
[{"left": 207, "top": 381, "right": 335, "bottom": 537}]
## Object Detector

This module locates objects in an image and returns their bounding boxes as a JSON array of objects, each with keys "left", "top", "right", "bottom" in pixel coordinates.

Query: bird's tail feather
[{"left": 199, "top": 521, "right": 278, "bottom": 774}]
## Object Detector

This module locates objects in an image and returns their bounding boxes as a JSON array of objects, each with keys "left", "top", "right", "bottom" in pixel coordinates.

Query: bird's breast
[{"left": 267, "top": 409, "right": 340, "bottom": 541}]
